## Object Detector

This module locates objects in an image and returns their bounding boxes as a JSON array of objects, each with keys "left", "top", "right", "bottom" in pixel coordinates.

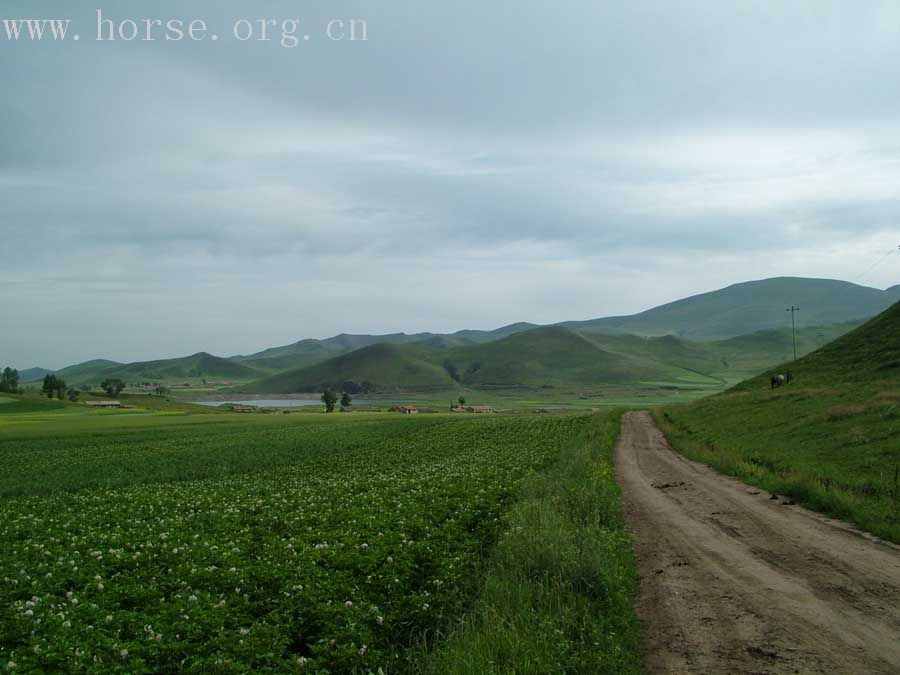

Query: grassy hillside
[
  {"left": 232, "top": 278, "right": 889, "bottom": 373},
  {"left": 657, "top": 301, "right": 900, "bottom": 542},
  {"left": 245, "top": 343, "right": 457, "bottom": 393},
  {"left": 239, "top": 327, "right": 691, "bottom": 394},
  {"left": 108, "top": 352, "right": 260, "bottom": 382},
  {"left": 238, "top": 322, "right": 855, "bottom": 395},
  {"left": 18, "top": 367, "right": 53, "bottom": 381},
  {"left": 45, "top": 353, "right": 261, "bottom": 387},
  {"left": 231, "top": 326, "right": 535, "bottom": 373},
  {"left": 37, "top": 277, "right": 890, "bottom": 389},
  {"left": 565, "top": 277, "right": 898, "bottom": 340},
  {"left": 443, "top": 327, "right": 664, "bottom": 388},
  {"left": 50, "top": 359, "right": 122, "bottom": 382}
]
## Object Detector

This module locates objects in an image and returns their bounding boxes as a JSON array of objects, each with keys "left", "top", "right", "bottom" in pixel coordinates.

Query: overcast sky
[{"left": 3, "top": 1, "right": 900, "bottom": 368}]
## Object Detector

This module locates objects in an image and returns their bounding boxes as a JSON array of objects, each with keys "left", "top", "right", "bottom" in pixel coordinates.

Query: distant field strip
[{"left": 0, "top": 411, "right": 637, "bottom": 672}]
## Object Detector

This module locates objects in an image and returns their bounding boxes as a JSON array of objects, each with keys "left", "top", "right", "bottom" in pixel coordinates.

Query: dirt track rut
[{"left": 615, "top": 411, "right": 900, "bottom": 674}]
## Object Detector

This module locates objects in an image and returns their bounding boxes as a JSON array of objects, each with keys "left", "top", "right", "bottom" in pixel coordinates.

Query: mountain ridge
[{"left": 21, "top": 277, "right": 897, "bottom": 385}]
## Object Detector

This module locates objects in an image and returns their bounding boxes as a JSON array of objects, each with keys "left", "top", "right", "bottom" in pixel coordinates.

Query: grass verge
[
  {"left": 654, "top": 302, "right": 900, "bottom": 544},
  {"left": 654, "top": 386, "right": 900, "bottom": 544},
  {"left": 419, "top": 411, "right": 640, "bottom": 674}
]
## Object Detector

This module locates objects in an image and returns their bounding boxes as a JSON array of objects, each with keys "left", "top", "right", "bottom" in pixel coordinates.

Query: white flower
[
  {"left": 6, "top": 661, "right": 16, "bottom": 670},
  {"left": 344, "top": 600, "right": 353, "bottom": 608},
  {"left": 376, "top": 615, "right": 384, "bottom": 625},
  {"left": 422, "top": 603, "right": 430, "bottom": 611},
  {"left": 120, "top": 649, "right": 128, "bottom": 658},
  {"left": 358, "top": 645, "right": 367, "bottom": 656},
  {"left": 188, "top": 595, "right": 197, "bottom": 602}
]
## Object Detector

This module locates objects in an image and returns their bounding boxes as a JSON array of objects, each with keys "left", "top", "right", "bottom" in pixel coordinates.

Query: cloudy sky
[{"left": 3, "top": 1, "right": 900, "bottom": 368}]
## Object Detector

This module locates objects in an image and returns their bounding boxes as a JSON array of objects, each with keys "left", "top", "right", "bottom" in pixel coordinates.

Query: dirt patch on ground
[{"left": 616, "top": 411, "right": 900, "bottom": 674}]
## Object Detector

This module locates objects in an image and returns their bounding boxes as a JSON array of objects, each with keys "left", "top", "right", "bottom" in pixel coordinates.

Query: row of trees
[
  {"left": 321, "top": 390, "right": 353, "bottom": 413},
  {"left": 0, "top": 367, "right": 20, "bottom": 393},
  {"left": 2, "top": 369, "right": 159, "bottom": 401}
]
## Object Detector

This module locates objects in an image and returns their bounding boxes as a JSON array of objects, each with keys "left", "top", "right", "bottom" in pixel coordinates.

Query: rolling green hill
[
  {"left": 565, "top": 277, "right": 899, "bottom": 340},
  {"left": 440, "top": 327, "right": 664, "bottom": 388},
  {"left": 230, "top": 326, "right": 534, "bottom": 373},
  {"left": 232, "top": 277, "right": 896, "bottom": 375},
  {"left": 237, "top": 321, "right": 857, "bottom": 395},
  {"left": 45, "top": 353, "right": 261, "bottom": 387},
  {"left": 53, "top": 359, "right": 122, "bottom": 382},
  {"left": 31, "top": 277, "right": 895, "bottom": 390},
  {"left": 18, "top": 367, "right": 54, "bottom": 382},
  {"left": 107, "top": 352, "right": 261, "bottom": 382},
  {"left": 246, "top": 343, "right": 456, "bottom": 393},
  {"left": 239, "top": 327, "right": 667, "bottom": 394},
  {"left": 657, "top": 301, "right": 900, "bottom": 542}
]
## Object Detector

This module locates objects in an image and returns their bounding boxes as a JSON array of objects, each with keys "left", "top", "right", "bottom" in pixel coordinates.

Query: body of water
[{"left": 193, "top": 399, "right": 388, "bottom": 408}]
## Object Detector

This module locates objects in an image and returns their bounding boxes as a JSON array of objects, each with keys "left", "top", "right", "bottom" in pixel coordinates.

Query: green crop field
[
  {"left": 656, "top": 301, "right": 900, "bottom": 543},
  {"left": 0, "top": 403, "right": 638, "bottom": 673}
]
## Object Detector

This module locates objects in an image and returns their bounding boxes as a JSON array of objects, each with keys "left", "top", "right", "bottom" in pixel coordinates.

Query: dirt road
[{"left": 616, "top": 411, "right": 900, "bottom": 674}]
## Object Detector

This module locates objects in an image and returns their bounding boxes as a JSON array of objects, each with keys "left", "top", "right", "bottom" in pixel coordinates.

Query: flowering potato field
[{"left": 0, "top": 411, "right": 588, "bottom": 672}]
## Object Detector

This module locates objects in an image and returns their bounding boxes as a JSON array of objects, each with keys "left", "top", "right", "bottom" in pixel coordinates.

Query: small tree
[
  {"left": 67, "top": 389, "right": 80, "bottom": 402},
  {"left": 54, "top": 378, "right": 67, "bottom": 400},
  {"left": 458, "top": 396, "right": 466, "bottom": 407},
  {"left": 100, "top": 378, "right": 126, "bottom": 397},
  {"left": 156, "top": 386, "right": 170, "bottom": 397},
  {"left": 321, "top": 389, "right": 338, "bottom": 413},
  {"left": 42, "top": 374, "right": 59, "bottom": 398},
  {"left": 340, "top": 392, "right": 352, "bottom": 409}
]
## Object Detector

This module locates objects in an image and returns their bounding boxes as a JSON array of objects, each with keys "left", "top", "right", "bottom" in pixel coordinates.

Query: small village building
[
  {"left": 389, "top": 405, "right": 419, "bottom": 414},
  {"left": 85, "top": 400, "right": 122, "bottom": 408},
  {"left": 227, "top": 404, "right": 258, "bottom": 413},
  {"left": 450, "top": 405, "right": 496, "bottom": 414}
]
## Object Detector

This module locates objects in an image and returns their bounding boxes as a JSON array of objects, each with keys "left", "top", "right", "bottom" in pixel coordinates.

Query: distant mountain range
[
  {"left": 557, "top": 277, "right": 900, "bottom": 339},
  {"left": 21, "top": 277, "right": 899, "bottom": 392},
  {"left": 235, "top": 322, "right": 857, "bottom": 394}
]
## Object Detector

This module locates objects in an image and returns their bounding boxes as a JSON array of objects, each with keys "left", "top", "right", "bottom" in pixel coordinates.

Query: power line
[{"left": 852, "top": 243, "right": 900, "bottom": 285}]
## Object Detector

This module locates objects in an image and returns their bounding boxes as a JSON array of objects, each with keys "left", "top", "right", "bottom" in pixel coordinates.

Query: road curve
[{"left": 615, "top": 411, "right": 900, "bottom": 674}]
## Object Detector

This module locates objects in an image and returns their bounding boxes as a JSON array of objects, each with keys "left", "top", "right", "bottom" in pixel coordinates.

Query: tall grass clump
[{"left": 420, "top": 412, "right": 640, "bottom": 674}]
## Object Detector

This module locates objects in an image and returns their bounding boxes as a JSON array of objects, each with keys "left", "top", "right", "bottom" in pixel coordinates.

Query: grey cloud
[{"left": 2, "top": 1, "right": 900, "bottom": 367}]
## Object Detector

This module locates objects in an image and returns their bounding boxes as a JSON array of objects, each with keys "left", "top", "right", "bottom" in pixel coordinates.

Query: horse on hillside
[{"left": 771, "top": 374, "right": 786, "bottom": 389}]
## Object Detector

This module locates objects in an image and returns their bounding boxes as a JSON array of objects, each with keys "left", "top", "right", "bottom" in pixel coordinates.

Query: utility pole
[{"left": 786, "top": 306, "right": 800, "bottom": 360}]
